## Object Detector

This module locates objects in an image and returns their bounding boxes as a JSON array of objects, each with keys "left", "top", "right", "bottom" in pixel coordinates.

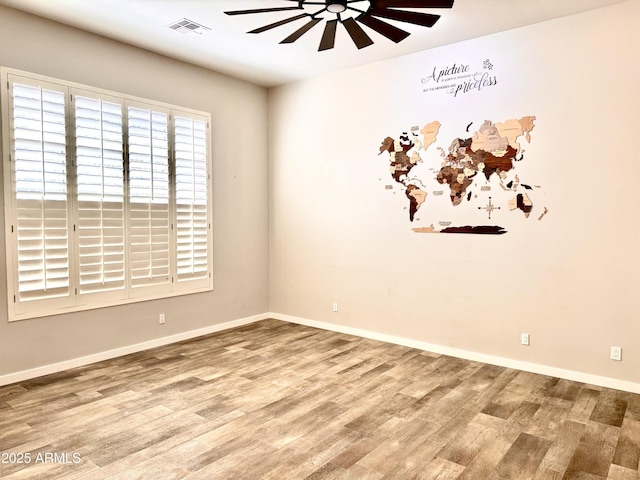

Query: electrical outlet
[
  {"left": 521, "top": 333, "right": 530, "bottom": 346},
  {"left": 332, "top": 303, "right": 338, "bottom": 313},
  {"left": 610, "top": 346, "right": 622, "bottom": 361},
  {"left": 159, "top": 313, "right": 165, "bottom": 324}
]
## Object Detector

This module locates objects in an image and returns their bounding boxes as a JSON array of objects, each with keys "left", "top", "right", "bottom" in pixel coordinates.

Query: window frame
[{"left": 1, "top": 67, "right": 213, "bottom": 322}]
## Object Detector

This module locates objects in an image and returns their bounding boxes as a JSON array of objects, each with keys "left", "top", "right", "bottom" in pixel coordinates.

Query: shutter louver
[
  {"left": 128, "top": 105, "right": 171, "bottom": 291},
  {"left": 174, "top": 116, "right": 209, "bottom": 283},
  {"left": 12, "top": 82, "right": 71, "bottom": 303},
  {"left": 74, "top": 94, "right": 125, "bottom": 296}
]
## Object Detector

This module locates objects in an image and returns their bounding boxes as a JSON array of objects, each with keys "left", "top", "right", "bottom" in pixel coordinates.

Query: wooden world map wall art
[{"left": 378, "top": 116, "right": 549, "bottom": 235}]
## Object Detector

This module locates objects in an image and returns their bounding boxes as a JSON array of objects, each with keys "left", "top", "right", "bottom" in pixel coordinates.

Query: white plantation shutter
[
  {"left": 3, "top": 68, "right": 212, "bottom": 321},
  {"left": 127, "top": 104, "right": 171, "bottom": 294},
  {"left": 9, "top": 78, "right": 73, "bottom": 316},
  {"left": 174, "top": 114, "right": 211, "bottom": 287},
  {"left": 73, "top": 91, "right": 126, "bottom": 299}
]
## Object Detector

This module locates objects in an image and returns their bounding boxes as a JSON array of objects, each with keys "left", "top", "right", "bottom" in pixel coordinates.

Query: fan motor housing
[{"left": 327, "top": 1, "right": 349, "bottom": 14}]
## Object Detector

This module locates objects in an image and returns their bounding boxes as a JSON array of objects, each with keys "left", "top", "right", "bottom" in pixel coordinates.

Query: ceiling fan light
[{"left": 327, "top": 2, "right": 347, "bottom": 14}]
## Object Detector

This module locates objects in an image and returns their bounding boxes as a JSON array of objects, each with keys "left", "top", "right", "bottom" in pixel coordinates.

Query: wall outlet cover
[{"left": 610, "top": 346, "right": 622, "bottom": 361}]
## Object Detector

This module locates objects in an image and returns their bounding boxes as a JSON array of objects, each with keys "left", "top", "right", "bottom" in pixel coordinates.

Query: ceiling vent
[{"left": 168, "top": 18, "right": 211, "bottom": 35}]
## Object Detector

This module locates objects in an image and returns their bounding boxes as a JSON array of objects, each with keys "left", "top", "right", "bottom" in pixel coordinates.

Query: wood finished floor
[{"left": 1, "top": 319, "right": 639, "bottom": 480}]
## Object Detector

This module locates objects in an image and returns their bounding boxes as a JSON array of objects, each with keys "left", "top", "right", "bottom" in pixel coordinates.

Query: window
[{"left": 1, "top": 68, "right": 213, "bottom": 321}]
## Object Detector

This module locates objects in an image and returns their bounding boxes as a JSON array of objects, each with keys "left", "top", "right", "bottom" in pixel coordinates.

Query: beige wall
[
  {"left": 0, "top": 7, "right": 270, "bottom": 376},
  {"left": 269, "top": 1, "right": 640, "bottom": 385}
]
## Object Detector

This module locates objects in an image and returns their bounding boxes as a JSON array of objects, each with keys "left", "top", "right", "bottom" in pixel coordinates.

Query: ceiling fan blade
[
  {"left": 281, "top": 18, "right": 323, "bottom": 44},
  {"left": 248, "top": 14, "right": 308, "bottom": 34},
  {"left": 342, "top": 18, "right": 374, "bottom": 49},
  {"left": 370, "top": 8, "right": 441, "bottom": 28},
  {"left": 225, "top": 7, "right": 302, "bottom": 16},
  {"left": 319, "top": 19, "right": 338, "bottom": 51},
  {"left": 357, "top": 15, "right": 410, "bottom": 43},
  {"left": 373, "top": 0, "right": 454, "bottom": 8}
]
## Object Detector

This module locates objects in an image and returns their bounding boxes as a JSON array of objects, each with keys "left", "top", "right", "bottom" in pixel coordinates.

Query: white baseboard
[
  {"left": 4, "top": 311, "right": 639, "bottom": 394},
  {"left": 269, "top": 312, "right": 640, "bottom": 394},
  {"left": 0, "top": 313, "right": 268, "bottom": 387}
]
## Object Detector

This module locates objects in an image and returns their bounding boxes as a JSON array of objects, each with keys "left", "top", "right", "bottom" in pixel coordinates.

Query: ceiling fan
[{"left": 225, "top": 0, "right": 455, "bottom": 51}]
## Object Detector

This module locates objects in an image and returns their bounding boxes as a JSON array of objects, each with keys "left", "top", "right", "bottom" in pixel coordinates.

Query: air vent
[{"left": 168, "top": 18, "right": 211, "bottom": 35}]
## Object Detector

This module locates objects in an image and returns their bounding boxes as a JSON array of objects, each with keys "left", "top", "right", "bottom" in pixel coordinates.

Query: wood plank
[
  {"left": 568, "top": 388, "right": 601, "bottom": 424},
  {"left": 524, "top": 402, "right": 573, "bottom": 441},
  {"left": 538, "top": 419, "right": 585, "bottom": 473},
  {"left": 590, "top": 390, "right": 629, "bottom": 427},
  {"left": 612, "top": 418, "right": 640, "bottom": 470},
  {"left": 437, "top": 420, "right": 498, "bottom": 466},
  {"left": 456, "top": 436, "right": 512, "bottom": 480},
  {"left": 565, "top": 420, "right": 620, "bottom": 477},
  {"left": 607, "top": 464, "right": 638, "bottom": 480},
  {"left": 495, "top": 432, "right": 551, "bottom": 479}
]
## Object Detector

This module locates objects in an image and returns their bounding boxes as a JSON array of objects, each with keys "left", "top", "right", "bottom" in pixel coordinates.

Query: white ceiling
[{"left": 0, "top": 0, "right": 629, "bottom": 87}]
